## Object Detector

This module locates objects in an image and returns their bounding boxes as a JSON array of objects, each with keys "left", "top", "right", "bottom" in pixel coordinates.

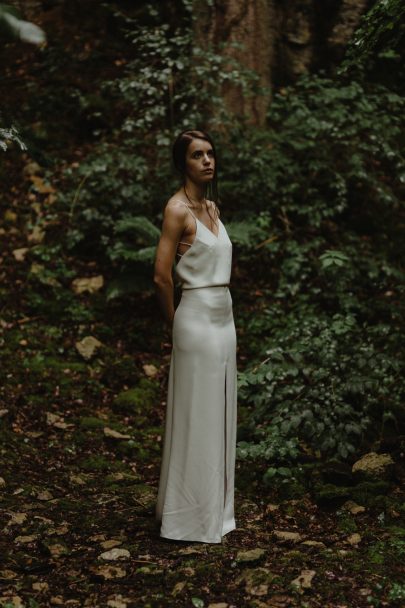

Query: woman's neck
[{"left": 182, "top": 181, "right": 206, "bottom": 207}]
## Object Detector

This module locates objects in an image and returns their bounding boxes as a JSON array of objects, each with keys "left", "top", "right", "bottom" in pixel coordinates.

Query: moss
[
  {"left": 114, "top": 378, "right": 159, "bottom": 414},
  {"left": 336, "top": 513, "right": 358, "bottom": 533},
  {"left": 79, "top": 455, "right": 125, "bottom": 472},
  {"left": 350, "top": 480, "right": 392, "bottom": 506},
  {"left": 79, "top": 416, "right": 105, "bottom": 430},
  {"left": 312, "top": 483, "right": 352, "bottom": 504}
]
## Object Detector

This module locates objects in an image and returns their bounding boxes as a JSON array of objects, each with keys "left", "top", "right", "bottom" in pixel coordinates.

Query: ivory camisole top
[{"left": 173, "top": 200, "right": 233, "bottom": 290}]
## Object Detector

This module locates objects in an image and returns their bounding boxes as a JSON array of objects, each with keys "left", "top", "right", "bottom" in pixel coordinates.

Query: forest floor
[{"left": 1, "top": 218, "right": 405, "bottom": 608}]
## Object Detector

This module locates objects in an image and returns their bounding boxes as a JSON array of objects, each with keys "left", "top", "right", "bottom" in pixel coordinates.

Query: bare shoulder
[{"left": 164, "top": 197, "right": 188, "bottom": 222}]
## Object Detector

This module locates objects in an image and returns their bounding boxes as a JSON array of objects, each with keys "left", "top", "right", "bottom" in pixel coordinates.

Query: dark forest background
[{"left": 1, "top": 1, "right": 405, "bottom": 607}]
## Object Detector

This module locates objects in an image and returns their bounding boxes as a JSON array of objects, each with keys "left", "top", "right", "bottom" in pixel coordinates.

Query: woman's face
[{"left": 185, "top": 138, "right": 215, "bottom": 185}]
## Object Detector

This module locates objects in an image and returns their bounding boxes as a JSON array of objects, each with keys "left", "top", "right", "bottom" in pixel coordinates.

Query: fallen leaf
[
  {"left": 143, "top": 364, "right": 158, "bottom": 377},
  {"left": 48, "top": 543, "right": 69, "bottom": 557},
  {"left": 46, "top": 412, "right": 74, "bottom": 430},
  {"left": 30, "top": 175, "right": 56, "bottom": 194},
  {"left": 91, "top": 565, "right": 127, "bottom": 580},
  {"left": 346, "top": 533, "right": 361, "bottom": 545},
  {"left": 32, "top": 582, "right": 49, "bottom": 592},
  {"left": 12, "top": 248, "right": 29, "bottom": 261},
  {"left": 14, "top": 535, "right": 38, "bottom": 543},
  {"left": 208, "top": 604, "right": 228, "bottom": 608},
  {"left": 7, "top": 512, "right": 27, "bottom": 526},
  {"left": 0, "top": 477, "right": 6, "bottom": 488},
  {"left": 0, "top": 570, "right": 18, "bottom": 579},
  {"left": 100, "top": 548, "right": 130, "bottom": 561},
  {"left": 27, "top": 225, "right": 45, "bottom": 243},
  {"left": 107, "top": 598, "right": 128, "bottom": 608},
  {"left": 50, "top": 596, "right": 64, "bottom": 605},
  {"left": 103, "top": 427, "right": 131, "bottom": 440},
  {"left": 290, "top": 569, "right": 316, "bottom": 594},
  {"left": 300, "top": 540, "right": 326, "bottom": 547},
  {"left": 69, "top": 474, "right": 86, "bottom": 486},
  {"left": 101, "top": 540, "right": 122, "bottom": 550},
  {"left": 37, "top": 490, "right": 54, "bottom": 501},
  {"left": 75, "top": 336, "right": 102, "bottom": 360},
  {"left": 0, "top": 409, "right": 9, "bottom": 417},
  {"left": 172, "top": 581, "right": 187, "bottom": 597},
  {"left": 71, "top": 275, "right": 104, "bottom": 294}
]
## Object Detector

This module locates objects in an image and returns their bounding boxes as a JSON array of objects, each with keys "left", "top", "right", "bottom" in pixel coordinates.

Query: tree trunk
[{"left": 195, "top": 0, "right": 370, "bottom": 125}]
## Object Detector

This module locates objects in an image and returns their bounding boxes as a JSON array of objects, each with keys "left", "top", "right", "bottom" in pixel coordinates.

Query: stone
[
  {"left": 236, "top": 548, "right": 266, "bottom": 563},
  {"left": 352, "top": 452, "right": 395, "bottom": 481}
]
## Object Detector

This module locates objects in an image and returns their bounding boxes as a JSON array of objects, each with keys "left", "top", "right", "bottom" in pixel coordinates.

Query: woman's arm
[{"left": 153, "top": 203, "right": 186, "bottom": 326}]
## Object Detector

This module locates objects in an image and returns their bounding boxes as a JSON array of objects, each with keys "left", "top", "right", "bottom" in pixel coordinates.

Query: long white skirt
[{"left": 156, "top": 285, "right": 237, "bottom": 543}]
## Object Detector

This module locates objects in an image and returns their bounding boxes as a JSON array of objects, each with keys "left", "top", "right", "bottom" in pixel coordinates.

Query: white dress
[{"left": 155, "top": 201, "right": 237, "bottom": 543}]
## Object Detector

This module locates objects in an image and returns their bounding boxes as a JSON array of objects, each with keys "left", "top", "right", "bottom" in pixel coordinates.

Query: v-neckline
[{"left": 196, "top": 216, "right": 221, "bottom": 240}]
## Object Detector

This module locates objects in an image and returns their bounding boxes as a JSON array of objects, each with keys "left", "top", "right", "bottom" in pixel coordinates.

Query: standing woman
[{"left": 154, "top": 129, "right": 237, "bottom": 543}]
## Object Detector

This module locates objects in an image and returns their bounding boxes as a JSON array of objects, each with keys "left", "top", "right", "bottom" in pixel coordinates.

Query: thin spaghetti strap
[{"left": 171, "top": 198, "right": 198, "bottom": 221}]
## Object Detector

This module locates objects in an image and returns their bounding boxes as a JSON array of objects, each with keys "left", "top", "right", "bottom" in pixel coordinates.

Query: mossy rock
[
  {"left": 312, "top": 483, "right": 352, "bottom": 505},
  {"left": 318, "top": 458, "right": 353, "bottom": 486},
  {"left": 114, "top": 378, "right": 159, "bottom": 414},
  {"left": 350, "top": 480, "right": 392, "bottom": 506}
]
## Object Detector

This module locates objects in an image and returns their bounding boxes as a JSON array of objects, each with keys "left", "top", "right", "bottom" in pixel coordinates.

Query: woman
[{"left": 154, "top": 129, "right": 237, "bottom": 543}]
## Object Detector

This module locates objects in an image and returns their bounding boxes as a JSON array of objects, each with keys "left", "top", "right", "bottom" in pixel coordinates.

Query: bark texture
[{"left": 195, "top": 0, "right": 370, "bottom": 124}]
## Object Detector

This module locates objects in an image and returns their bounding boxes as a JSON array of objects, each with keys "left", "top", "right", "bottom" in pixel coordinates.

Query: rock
[
  {"left": 352, "top": 452, "right": 395, "bottom": 481},
  {"left": 312, "top": 483, "right": 352, "bottom": 505},
  {"left": 341, "top": 500, "right": 366, "bottom": 514},
  {"left": 350, "top": 480, "right": 392, "bottom": 507},
  {"left": 273, "top": 530, "right": 302, "bottom": 543},
  {"left": 236, "top": 548, "right": 266, "bottom": 563}
]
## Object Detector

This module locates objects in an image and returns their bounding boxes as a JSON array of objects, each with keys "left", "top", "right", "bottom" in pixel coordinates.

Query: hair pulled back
[{"left": 172, "top": 129, "right": 219, "bottom": 207}]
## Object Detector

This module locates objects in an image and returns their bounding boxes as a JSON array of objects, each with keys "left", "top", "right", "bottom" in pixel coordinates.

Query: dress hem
[{"left": 159, "top": 520, "right": 236, "bottom": 544}]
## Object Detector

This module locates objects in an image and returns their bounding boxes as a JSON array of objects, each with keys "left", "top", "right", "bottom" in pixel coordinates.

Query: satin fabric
[{"left": 155, "top": 203, "right": 237, "bottom": 543}]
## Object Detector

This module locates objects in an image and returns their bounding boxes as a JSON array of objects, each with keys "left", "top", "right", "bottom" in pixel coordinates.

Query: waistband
[{"left": 182, "top": 284, "right": 230, "bottom": 291}]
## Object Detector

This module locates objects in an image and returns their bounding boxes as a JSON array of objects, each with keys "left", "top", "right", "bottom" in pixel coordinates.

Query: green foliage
[
  {"left": 220, "top": 74, "right": 404, "bottom": 228},
  {"left": 228, "top": 72, "right": 405, "bottom": 479},
  {"left": 340, "top": 0, "right": 405, "bottom": 90}
]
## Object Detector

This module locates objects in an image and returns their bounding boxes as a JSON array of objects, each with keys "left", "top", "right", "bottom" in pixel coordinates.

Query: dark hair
[{"left": 172, "top": 129, "right": 219, "bottom": 207}]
